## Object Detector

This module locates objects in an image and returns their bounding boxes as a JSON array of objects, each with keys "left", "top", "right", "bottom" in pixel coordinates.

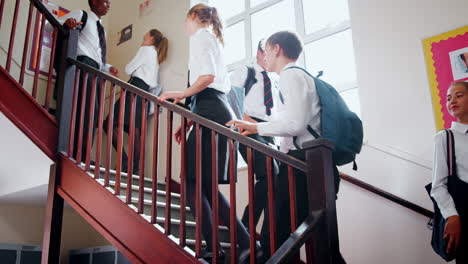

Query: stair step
[{"left": 106, "top": 180, "right": 181, "bottom": 205}]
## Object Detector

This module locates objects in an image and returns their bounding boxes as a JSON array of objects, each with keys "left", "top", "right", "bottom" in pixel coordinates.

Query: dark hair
[
  {"left": 149, "top": 29, "right": 168, "bottom": 64},
  {"left": 451, "top": 81, "right": 468, "bottom": 90},
  {"left": 461, "top": 53, "right": 467, "bottom": 63},
  {"left": 257, "top": 39, "right": 265, "bottom": 53},
  {"left": 88, "top": 0, "right": 93, "bottom": 8},
  {"left": 266, "top": 31, "right": 303, "bottom": 60},
  {"left": 187, "top": 4, "right": 224, "bottom": 45}
]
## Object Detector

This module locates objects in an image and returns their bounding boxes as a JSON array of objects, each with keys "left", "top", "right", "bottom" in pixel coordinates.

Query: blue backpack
[{"left": 288, "top": 66, "right": 363, "bottom": 169}]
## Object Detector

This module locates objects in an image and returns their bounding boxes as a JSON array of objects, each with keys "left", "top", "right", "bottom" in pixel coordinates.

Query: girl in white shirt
[
  {"left": 160, "top": 4, "right": 251, "bottom": 262},
  {"left": 431, "top": 81, "right": 468, "bottom": 262},
  {"left": 108, "top": 29, "right": 168, "bottom": 174}
]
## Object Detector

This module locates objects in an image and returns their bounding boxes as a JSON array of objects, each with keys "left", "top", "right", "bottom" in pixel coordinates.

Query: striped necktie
[
  {"left": 96, "top": 21, "right": 106, "bottom": 64},
  {"left": 262, "top": 71, "right": 273, "bottom": 116}
]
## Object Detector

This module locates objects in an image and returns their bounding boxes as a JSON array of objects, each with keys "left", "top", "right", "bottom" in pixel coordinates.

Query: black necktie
[
  {"left": 262, "top": 71, "right": 273, "bottom": 116},
  {"left": 96, "top": 21, "right": 106, "bottom": 64}
]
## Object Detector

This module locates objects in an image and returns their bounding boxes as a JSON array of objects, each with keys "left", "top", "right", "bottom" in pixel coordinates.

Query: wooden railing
[
  {"left": 1, "top": 1, "right": 341, "bottom": 263},
  {"left": 0, "top": 0, "right": 65, "bottom": 116}
]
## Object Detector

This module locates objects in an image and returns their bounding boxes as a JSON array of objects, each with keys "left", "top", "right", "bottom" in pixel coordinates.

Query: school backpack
[
  {"left": 244, "top": 66, "right": 257, "bottom": 95},
  {"left": 288, "top": 66, "right": 363, "bottom": 169}
]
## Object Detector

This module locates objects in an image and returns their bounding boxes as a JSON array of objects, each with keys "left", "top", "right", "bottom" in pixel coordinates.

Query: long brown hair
[
  {"left": 149, "top": 29, "right": 168, "bottom": 64},
  {"left": 187, "top": 4, "right": 224, "bottom": 45}
]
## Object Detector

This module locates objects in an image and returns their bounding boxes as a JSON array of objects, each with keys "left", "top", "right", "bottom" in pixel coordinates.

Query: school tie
[
  {"left": 96, "top": 21, "right": 106, "bottom": 64},
  {"left": 261, "top": 71, "right": 273, "bottom": 116}
]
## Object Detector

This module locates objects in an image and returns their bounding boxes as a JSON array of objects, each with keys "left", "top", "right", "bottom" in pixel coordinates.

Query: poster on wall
[
  {"left": 118, "top": 24, "right": 133, "bottom": 45},
  {"left": 139, "top": 0, "right": 156, "bottom": 17},
  {"left": 29, "top": 0, "right": 69, "bottom": 76},
  {"left": 423, "top": 25, "right": 468, "bottom": 131}
]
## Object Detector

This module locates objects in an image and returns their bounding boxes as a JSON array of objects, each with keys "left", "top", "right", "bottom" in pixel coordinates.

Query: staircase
[{"left": 0, "top": 1, "right": 340, "bottom": 263}]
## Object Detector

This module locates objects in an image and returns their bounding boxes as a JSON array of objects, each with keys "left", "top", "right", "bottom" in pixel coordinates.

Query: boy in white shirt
[{"left": 227, "top": 31, "right": 345, "bottom": 263}]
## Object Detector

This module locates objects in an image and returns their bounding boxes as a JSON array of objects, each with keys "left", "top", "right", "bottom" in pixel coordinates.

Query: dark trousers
[
  {"left": 238, "top": 133, "right": 279, "bottom": 230},
  {"left": 72, "top": 56, "right": 101, "bottom": 162},
  {"left": 184, "top": 89, "right": 250, "bottom": 253},
  {"left": 260, "top": 149, "right": 345, "bottom": 263}
]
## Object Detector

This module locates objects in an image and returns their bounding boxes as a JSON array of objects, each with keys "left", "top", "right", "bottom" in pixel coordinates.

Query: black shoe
[
  {"left": 199, "top": 250, "right": 226, "bottom": 264},
  {"left": 239, "top": 242, "right": 263, "bottom": 264}
]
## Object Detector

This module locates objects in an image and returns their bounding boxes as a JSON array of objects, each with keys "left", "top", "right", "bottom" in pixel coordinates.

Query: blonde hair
[
  {"left": 187, "top": 4, "right": 224, "bottom": 45},
  {"left": 149, "top": 29, "right": 168, "bottom": 64}
]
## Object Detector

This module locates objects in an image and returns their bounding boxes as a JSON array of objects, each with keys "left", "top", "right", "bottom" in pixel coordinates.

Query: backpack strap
[
  {"left": 446, "top": 129, "right": 455, "bottom": 177},
  {"left": 244, "top": 66, "right": 257, "bottom": 95},
  {"left": 78, "top": 10, "right": 88, "bottom": 32}
]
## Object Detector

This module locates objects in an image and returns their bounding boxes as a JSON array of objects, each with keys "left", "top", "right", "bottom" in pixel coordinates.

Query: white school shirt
[
  {"left": 257, "top": 62, "right": 321, "bottom": 152},
  {"left": 125, "top": 46, "right": 159, "bottom": 88},
  {"left": 431, "top": 122, "right": 468, "bottom": 219},
  {"left": 47, "top": 10, "right": 111, "bottom": 72},
  {"left": 188, "top": 28, "right": 230, "bottom": 93},
  {"left": 230, "top": 63, "right": 279, "bottom": 121}
]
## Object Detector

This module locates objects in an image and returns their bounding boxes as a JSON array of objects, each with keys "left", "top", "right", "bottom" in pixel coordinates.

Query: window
[
  {"left": 190, "top": 0, "right": 361, "bottom": 166},
  {"left": 251, "top": 0, "right": 296, "bottom": 56}
]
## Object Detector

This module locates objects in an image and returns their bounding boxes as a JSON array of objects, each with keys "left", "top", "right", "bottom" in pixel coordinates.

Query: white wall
[
  {"left": 0, "top": 113, "right": 52, "bottom": 197},
  {"left": 336, "top": 0, "right": 467, "bottom": 263}
]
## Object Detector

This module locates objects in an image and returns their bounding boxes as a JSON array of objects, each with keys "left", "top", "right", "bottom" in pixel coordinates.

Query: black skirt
[
  {"left": 111, "top": 77, "right": 150, "bottom": 131},
  {"left": 185, "top": 88, "right": 235, "bottom": 184}
]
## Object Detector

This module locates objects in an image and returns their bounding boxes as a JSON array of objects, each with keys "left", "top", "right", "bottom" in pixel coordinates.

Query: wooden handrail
[
  {"left": 266, "top": 210, "right": 324, "bottom": 264},
  {"left": 340, "top": 173, "right": 434, "bottom": 218},
  {"left": 68, "top": 58, "right": 310, "bottom": 172},
  {"left": 30, "top": 0, "right": 67, "bottom": 36}
]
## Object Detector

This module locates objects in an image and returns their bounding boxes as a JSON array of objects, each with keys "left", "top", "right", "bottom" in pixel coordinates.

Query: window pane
[
  {"left": 224, "top": 22, "right": 246, "bottom": 65},
  {"left": 304, "top": 29, "right": 357, "bottom": 91},
  {"left": 251, "top": 0, "right": 296, "bottom": 56},
  {"left": 303, "top": 0, "right": 350, "bottom": 34},
  {"left": 210, "top": 0, "right": 245, "bottom": 19},
  {"left": 250, "top": 0, "right": 270, "bottom": 7},
  {"left": 340, "top": 88, "right": 361, "bottom": 117}
]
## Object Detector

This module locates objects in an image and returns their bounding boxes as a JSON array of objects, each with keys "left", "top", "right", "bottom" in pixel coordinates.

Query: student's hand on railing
[
  {"left": 159, "top": 91, "right": 186, "bottom": 104},
  {"left": 226, "top": 120, "right": 257, "bottom": 136},
  {"left": 444, "top": 215, "right": 462, "bottom": 254},
  {"left": 64, "top": 18, "right": 82, "bottom": 30},
  {"left": 174, "top": 120, "right": 194, "bottom": 144},
  {"left": 109, "top": 66, "right": 119, "bottom": 77}
]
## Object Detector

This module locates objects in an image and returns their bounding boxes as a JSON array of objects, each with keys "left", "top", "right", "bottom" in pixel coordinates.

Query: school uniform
[
  {"left": 431, "top": 122, "right": 468, "bottom": 262},
  {"left": 230, "top": 63, "right": 280, "bottom": 230},
  {"left": 185, "top": 28, "right": 250, "bottom": 254},
  {"left": 50, "top": 10, "right": 111, "bottom": 162},
  {"left": 256, "top": 63, "right": 345, "bottom": 263}
]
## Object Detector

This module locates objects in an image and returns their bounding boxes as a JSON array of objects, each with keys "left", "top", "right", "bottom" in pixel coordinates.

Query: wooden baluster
[
  {"left": 115, "top": 89, "right": 127, "bottom": 195},
  {"left": 211, "top": 131, "right": 219, "bottom": 264},
  {"left": 288, "top": 165, "right": 300, "bottom": 263},
  {"left": 151, "top": 105, "right": 160, "bottom": 224},
  {"left": 247, "top": 147, "right": 257, "bottom": 264},
  {"left": 19, "top": 1, "right": 34, "bottom": 85},
  {"left": 266, "top": 156, "right": 277, "bottom": 256},
  {"left": 45, "top": 28, "right": 58, "bottom": 111},
  {"left": 67, "top": 68, "right": 80, "bottom": 157},
  {"left": 94, "top": 79, "right": 107, "bottom": 178},
  {"left": 32, "top": 15, "right": 46, "bottom": 99},
  {"left": 104, "top": 84, "right": 116, "bottom": 187},
  {"left": 126, "top": 93, "right": 136, "bottom": 204},
  {"left": 229, "top": 139, "right": 238, "bottom": 264},
  {"left": 195, "top": 123, "right": 202, "bottom": 257},
  {"left": 84, "top": 76, "right": 98, "bottom": 171},
  {"left": 0, "top": 0, "right": 5, "bottom": 28},
  {"left": 76, "top": 72, "right": 89, "bottom": 164},
  {"left": 165, "top": 110, "right": 173, "bottom": 235},
  {"left": 137, "top": 99, "right": 148, "bottom": 214},
  {"left": 179, "top": 117, "right": 187, "bottom": 247},
  {"left": 5, "top": 0, "right": 21, "bottom": 72}
]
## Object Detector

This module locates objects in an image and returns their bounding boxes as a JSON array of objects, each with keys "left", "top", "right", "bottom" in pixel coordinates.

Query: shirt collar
[
  {"left": 89, "top": 10, "right": 101, "bottom": 23},
  {"left": 280, "top": 62, "right": 297, "bottom": 72},
  {"left": 451, "top": 122, "right": 468, "bottom": 135},
  {"left": 253, "top": 63, "right": 264, "bottom": 73}
]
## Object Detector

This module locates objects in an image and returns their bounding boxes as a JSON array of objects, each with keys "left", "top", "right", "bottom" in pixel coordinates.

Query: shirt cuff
[
  {"left": 441, "top": 207, "right": 459, "bottom": 220},
  {"left": 257, "top": 122, "right": 269, "bottom": 136},
  {"left": 103, "top": 64, "right": 112, "bottom": 73}
]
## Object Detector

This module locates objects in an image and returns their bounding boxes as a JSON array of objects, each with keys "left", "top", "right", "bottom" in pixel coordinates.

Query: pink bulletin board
[{"left": 423, "top": 25, "right": 468, "bottom": 130}]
